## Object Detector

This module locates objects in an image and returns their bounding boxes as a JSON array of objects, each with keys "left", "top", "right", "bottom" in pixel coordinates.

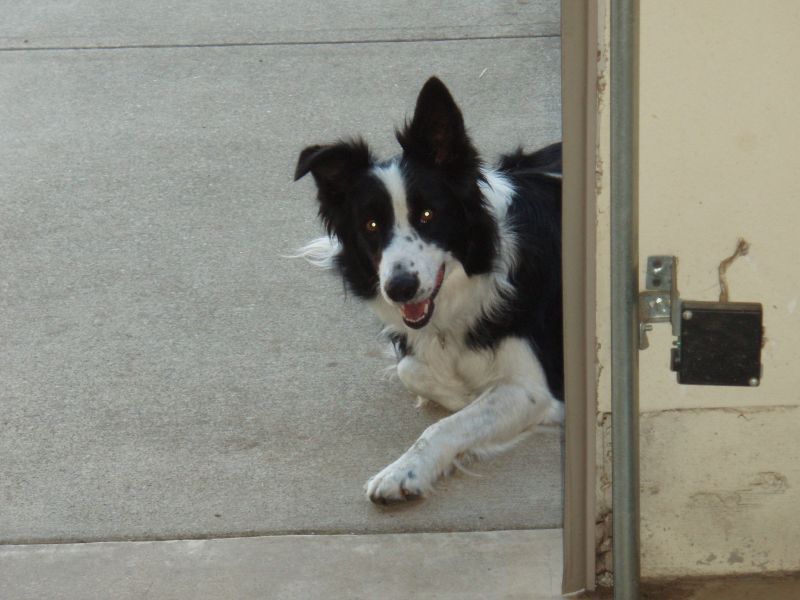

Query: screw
[
  {"left": 749, "top": 377, "right": 759, "bottom": 387},
  {"left": 682, "top": 310, "right": 693, "bottom": 320}
]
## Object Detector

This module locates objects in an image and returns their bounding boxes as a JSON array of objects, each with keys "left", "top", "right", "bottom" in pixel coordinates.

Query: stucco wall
[{"left": 594, "top": 0, "right": 800, "bottom": 578}]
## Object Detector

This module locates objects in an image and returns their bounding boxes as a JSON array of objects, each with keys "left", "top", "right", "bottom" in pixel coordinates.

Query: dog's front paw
[{"left": 365, "top": 454, "right": 437, "bottom": 505}]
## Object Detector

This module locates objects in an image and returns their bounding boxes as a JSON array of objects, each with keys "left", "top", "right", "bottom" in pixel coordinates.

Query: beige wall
[{"left": 594, "top": 0, "right": 800, "bottom": 578}]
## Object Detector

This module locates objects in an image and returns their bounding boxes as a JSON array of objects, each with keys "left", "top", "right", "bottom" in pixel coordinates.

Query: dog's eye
[
  {"left": 419, "top": 209, "right": 434, "bottom": 224},
  {"left": 365, "top": 219, "right": 379, "bottom": 233}
]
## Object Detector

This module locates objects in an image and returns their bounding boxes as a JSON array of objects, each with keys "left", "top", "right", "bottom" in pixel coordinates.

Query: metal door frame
[
  {"left": 561, "top": 1, "right": 642, "bottom": 596},
  {"left": 561, "top": 0, "right": 600, "bottom": 593}
]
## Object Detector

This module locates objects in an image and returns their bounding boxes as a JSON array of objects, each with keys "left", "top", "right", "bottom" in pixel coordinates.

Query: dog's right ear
[
  {"left": 396, "top": 77, "right": 478, "bottom": 171},
  {"left": 294, "top": 139, "right": 373, "bottom": 202}
]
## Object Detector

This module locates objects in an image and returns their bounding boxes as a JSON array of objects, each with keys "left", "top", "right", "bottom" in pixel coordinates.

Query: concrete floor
[
  {"left": 663, "top": 573, "right": 800, "bottom": 600},
  {"left": 4, "top": 531, "right": 795, "bottom": 600},
  {"left": 0, "top": 1, "right": 562, "bottom": 546},
  {"left": 588, "top": 572, "right": 800, "bottom": 600},
  {"left": 0, "top": 530, "right": 564, "bottom": 600}
]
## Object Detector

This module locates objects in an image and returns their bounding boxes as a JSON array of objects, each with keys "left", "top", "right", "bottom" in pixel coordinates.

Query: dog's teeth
[{"left": 401, "top": 299, "right": 433, "bottom": 326}]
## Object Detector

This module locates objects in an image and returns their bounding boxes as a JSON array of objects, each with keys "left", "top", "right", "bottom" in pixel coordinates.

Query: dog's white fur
[{"left": 296, "top": 162, "right": 562, "bottom": 502}]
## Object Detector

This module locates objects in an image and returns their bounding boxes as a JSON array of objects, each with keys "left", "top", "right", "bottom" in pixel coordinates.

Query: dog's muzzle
[{"left": 385, "top": 265, "right": 445, "bottom": 329}]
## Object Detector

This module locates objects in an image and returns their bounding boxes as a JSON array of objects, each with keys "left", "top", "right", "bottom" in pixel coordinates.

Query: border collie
[{"left": 294, "top": 77, "right": 563, "bottom": 504}]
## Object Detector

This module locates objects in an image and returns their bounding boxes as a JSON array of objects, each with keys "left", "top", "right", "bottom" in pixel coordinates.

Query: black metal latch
[{"left": 639, "top": 255, "right": 763, "bottom": 386}]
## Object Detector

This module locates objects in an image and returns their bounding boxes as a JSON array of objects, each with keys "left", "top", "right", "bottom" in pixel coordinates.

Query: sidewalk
[
  {"left": 0, "top": 529, "right": 564, "bottom": 600},
  {"left": 0, "top": 2, "right": 563, "bottom": 596}
]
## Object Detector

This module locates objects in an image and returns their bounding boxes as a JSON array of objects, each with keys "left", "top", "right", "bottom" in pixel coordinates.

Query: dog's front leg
[{"left": 365, "top": 382, "right": 552, "bottom": 503}]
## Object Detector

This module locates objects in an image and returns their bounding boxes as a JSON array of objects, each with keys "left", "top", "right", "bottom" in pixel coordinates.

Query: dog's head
[{"left": 294, "top": 77, "right": 498, "bottom": 330}]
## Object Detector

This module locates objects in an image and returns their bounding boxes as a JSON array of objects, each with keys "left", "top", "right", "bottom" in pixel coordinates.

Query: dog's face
[{"left": 294, "top": 77, "right": 497, "bottom": 330}]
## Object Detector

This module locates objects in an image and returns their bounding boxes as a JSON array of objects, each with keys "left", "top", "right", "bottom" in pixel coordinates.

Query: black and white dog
[{"left": 294, "top": 77, "right": 563, "bottom": 504}]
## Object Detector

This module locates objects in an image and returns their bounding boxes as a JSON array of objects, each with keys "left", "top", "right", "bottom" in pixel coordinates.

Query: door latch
[{"left": 639, "top": 255, "right": 763, "bottom": 386}]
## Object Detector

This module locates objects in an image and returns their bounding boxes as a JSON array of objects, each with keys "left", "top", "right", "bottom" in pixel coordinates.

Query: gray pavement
[
  {"left": 0, "top": 530, "right": 563, "bottom": 600},
  {"left": 0, "top": 0, "right": 559, "bottom": 47},
  {"left": 1, "top": 4, "right": 562, "bottom": 544}
]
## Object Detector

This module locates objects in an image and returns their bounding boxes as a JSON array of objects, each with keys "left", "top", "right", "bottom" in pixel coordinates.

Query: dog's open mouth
[{"left": 399, "top": 264, "right": 445, "bottom": 329}]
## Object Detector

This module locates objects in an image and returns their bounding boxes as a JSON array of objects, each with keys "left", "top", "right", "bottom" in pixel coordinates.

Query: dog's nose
[{"left": 385, "top": 272, "right": 420, "bottom": 303}]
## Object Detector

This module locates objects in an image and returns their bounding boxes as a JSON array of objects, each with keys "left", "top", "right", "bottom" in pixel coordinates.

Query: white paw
[{"left": 365, "top": 452, "right": 438, "bottom": 504}]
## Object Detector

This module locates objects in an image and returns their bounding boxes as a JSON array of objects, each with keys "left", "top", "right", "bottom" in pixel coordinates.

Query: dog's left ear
[
  {"left": 294, "top": 139, "right": 373, "bottom": 199},
  {"left": 396, "top": 77, "right": 479, "bottom": 170}
]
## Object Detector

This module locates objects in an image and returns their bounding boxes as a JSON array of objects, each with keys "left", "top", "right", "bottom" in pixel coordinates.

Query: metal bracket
[
  {"left": 639, "top": 254, "right": 764, "bottom": 386},
  {"left": 638, "top": 256, "right": 679, "bottom": 349}
]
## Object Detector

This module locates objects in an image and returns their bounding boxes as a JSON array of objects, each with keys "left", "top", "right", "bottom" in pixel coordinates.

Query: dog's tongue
[{"left": 400, "top": 300, "right": 429, "bottom": 322}]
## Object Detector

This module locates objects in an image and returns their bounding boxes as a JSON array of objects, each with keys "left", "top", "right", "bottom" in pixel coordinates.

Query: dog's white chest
[
  {"left": 395, "top": 333, "right": 549, "bottom": 413},
  {"left": 396, "top": 334, "right": 523, "bottom": 412}
]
